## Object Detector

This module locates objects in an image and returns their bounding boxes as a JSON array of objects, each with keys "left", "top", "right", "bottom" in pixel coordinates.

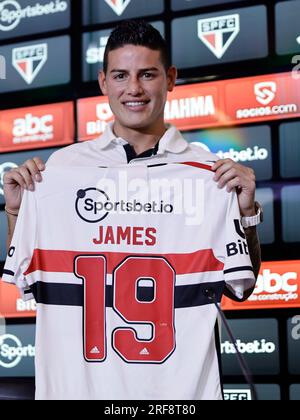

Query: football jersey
[{"left": 2, "top": 162, "right": 255, "bottom": 400}]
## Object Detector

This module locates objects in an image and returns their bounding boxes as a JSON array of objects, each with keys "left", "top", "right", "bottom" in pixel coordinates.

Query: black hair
[{"left": 103, "top": 20, "right": 171, "bottom": 73}]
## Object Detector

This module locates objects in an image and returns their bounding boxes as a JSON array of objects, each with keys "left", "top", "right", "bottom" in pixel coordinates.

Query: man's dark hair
[{"left": 103, "top": 20, "right": 171, "bottom": 73}]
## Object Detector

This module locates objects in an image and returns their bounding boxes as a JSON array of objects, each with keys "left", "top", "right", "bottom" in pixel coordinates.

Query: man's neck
[{"left": 113, "top": 123, "right": 168, "bottom": 155}]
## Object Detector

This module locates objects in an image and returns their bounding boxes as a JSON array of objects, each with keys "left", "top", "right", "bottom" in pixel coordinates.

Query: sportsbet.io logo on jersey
[
  {"left": 75, "top": 187, "right": 174, "bottom": 224},
  {"left": 75, "top": 171, "right": 205, "bottom": 227}
]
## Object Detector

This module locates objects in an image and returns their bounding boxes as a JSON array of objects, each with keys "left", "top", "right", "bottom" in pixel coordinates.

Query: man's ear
[
  {"left": 167, "top": 66, "right": 177, "bottom": 93},
  {"left": 99, "top": 70, "right": 108, "bottom": 95}
]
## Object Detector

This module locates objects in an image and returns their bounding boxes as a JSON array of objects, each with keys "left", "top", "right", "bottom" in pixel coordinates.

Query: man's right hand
[{"left": 3, "top": 157, "right": 46, "bottom": 214}]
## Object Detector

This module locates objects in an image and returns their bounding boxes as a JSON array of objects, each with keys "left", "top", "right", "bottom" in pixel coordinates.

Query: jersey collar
[{"left": 97, "top": 122, "right": 189, "bottom": 155}]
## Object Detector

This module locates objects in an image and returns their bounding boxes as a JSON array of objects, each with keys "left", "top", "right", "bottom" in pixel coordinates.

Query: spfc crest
[
  {"left": 12, "top": 43, "right": 48, "bottom": 85},
  {"left": 104, "top": 0, "right": 131, "bottom": 16},
  {"left": 198, "top": 14, "right": 240, "bottom": 59}
]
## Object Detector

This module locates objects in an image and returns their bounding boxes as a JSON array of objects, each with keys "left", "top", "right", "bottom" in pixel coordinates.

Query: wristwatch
[{"left": 241, "top": 201, "right": 264, "bottom": 229}]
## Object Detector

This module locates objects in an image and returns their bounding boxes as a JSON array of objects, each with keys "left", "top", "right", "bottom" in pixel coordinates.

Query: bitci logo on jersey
[
  {"left": 198, "top": 14, "right": 240, "bottom": 59},
  {"left": 104, "top": 0, "right": 131, "bottom": 16},
  {"left": 12, "top": 43, "right": 47, "bottom": 84}
]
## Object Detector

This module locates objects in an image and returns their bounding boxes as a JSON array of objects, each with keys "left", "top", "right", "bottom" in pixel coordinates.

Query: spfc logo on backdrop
[
  {"left": 104, "top": 0, "right": 131, "bottom": 16},
  {"left": 198, "top": 14, "right": 240, "bottom": 59},
  {"left": 12, "top": 43, "right": 48, "bottom": 85}
]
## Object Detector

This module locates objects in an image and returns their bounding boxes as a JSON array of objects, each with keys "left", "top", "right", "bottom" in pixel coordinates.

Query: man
[
  {"left": 2, "top": 20, "right": 261, "bottom": 399},
  {"left": 4, "top": 21, "right": 261, "bottom": 276}
]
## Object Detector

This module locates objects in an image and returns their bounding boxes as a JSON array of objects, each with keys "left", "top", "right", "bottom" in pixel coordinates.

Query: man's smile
[{"left": 122, "top": 100, "right": 151, "bottom": 110}]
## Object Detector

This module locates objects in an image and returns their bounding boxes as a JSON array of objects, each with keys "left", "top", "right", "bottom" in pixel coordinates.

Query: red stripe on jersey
[
  {"left": 25, "top": 249, "right": 224, "bottom": 276},
  {"left": 180, "top": 162, "right": 214, "bottom": 172}
]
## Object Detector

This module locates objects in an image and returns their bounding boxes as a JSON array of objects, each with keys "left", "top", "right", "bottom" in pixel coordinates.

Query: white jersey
[{"left": 2, "top": 161, "right": 255, "bottom": 400}]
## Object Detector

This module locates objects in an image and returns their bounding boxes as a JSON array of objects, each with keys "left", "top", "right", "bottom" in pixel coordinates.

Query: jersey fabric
[{"left": 2, "top": 160, "right": 255, "bottom": 400}]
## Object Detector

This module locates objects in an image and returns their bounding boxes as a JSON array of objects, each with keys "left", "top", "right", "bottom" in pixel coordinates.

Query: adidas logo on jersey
[
  {"left": 90, "top": 346, "right": 101, "bottom": 354},
  {"left": 139, "top": 348, "right": 150, "bottom": 356}
]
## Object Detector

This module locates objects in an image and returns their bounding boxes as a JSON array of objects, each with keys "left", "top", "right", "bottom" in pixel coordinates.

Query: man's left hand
[{"left": 212, "top": 159, "right": 256, "bottom": 217}]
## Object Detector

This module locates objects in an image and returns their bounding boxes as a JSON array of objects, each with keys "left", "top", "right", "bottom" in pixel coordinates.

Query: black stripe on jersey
[
  {"left": 147, "top": 163, "right": 168, "bottom": 168},
  {"left": 2, "top": 269, "right": 15, "bottom": 276},
  {"left": 30, "top": 283, "right": 83, "bottom": 306},
  {"left": 175, "top": 282, "right": 225, "bottom": 308},
  {"left": 29, "top": 281, "right": 225, "bottom": 308},
  {"left": 224, "top": 266, "right": 254, "bottom": 275}
]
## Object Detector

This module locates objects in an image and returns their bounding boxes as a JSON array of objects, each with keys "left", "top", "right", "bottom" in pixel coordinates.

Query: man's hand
[
  {"left": 3, "top": 157, "right": 46, "bottom": 214},
  {"left": 212, "top": 159, "right": 256, "bottom": 217}
]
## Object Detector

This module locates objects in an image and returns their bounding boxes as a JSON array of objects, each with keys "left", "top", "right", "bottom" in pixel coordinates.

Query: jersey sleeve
[
  {"left": 2, "top": 190, "right": 37, "bottom": 302},
  {"left": 223, "top": 190, "right": 256, "bottom": 301}
]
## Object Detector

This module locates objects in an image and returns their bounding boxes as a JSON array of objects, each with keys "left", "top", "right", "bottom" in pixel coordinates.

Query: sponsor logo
[
  {"left": 165, "top": 95, "right": 216, "bottom": 120},
  {"left": 255, "top": 82, "right": 277, "bottom": 106},
  {"left": 104, "top": 0, "right": 131, "bottom": 16},
  {"left": 224, "top": 390, "right": 252, "bottom": 401},
  {"left": 0, "top": 282, "right": 36, "bottom": 319},
  {"left": 0, "top": 0, "right": 68, "bottom": 32},
  {"left": 12, "top": 113, "right": 53, "bottom": 144},
  {"left": 12, "top": 43, "right": 47, "bottom": 84},
  {"left": 74, "top": 170, "right": 205, "bottom": 226},
  {"left": 227, "top": 240, "right": 249, "bottom": 257},
  {"left": 191, "top": 141, "right": 269, "bottom": 162},
  {"left": 222, "top": 261, "right": 300, "bottom": 310},
  {"left": 0, "top": 102, "right": 73, "bottom": 152},
  {"left": 0, "top": 162, "right": 17, "bottom": 196},
  {"left": 16, "top": 299, "right": 36, "bottom": 313},
  {"left": 221, "top": 339, "right": 276, "bottom": 355},
  {"left": 75, "top": 188, "right": 174, "bottom": 224},
  {"left": 236, "top": 81, "right": 297, "bottom": 120},
  {"left": 191, "top": 142, "right": 269, "bottom": 163},
  {"left": 249, "top": 269, "right": 299, "bottom": 303},
  {"left": 198, "top": 14, "right": 240, "bottom": 59},
  {"left": 0, "top": 333, "right": 35, "bottom": 369},
  {"left": 86, "top": 36, "right": 109, "bottom": 65},
  {"left": 216, "top": 146, "right": 268, "bottom": 163},
  {"left": 226, "top": 220, "right": 248, "bottom": 257}
]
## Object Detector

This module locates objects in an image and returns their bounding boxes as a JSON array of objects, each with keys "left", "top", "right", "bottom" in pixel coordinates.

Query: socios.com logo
[
  {"left": 0, "top": 0, "right": 68, "bottom": 32},
  {"left": 0, "top": 334, "right": 35, "bottom": 369},
  {"left": 76, "top": 188, "right": 110, "bottom": 224}
]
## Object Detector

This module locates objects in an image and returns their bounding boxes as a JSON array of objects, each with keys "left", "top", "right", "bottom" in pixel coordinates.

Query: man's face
[{"left": 99, "top": 45, "right": 177, "bottom": 132}]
